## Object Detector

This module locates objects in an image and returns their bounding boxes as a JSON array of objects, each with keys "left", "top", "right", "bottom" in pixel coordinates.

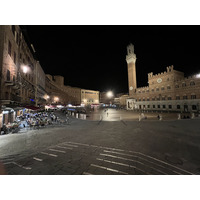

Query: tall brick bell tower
[{"left": 126, "top": 43, "right": 137, "bottom": 97}]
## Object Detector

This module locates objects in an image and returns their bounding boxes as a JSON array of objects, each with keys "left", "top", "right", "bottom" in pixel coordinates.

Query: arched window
[{"left": 190, "top": 81, "right": 195, "bottom": 86}]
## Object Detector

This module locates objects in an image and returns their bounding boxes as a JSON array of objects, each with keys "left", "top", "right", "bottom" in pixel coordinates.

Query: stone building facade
[
  {"left": 45, "top": 75, "right": 99, "bottom": 106},
  {"left": 81, "top": 89, "right": 99, "bottom": 105},
  {"left": 35, "top": 61, "right": 46, "bottom": 106},
  {"left": 0, "top": 25, "right": 39, "bottom": 107},
  {"left": 126, "top": 43, "right": 200, "bottom": 113}
]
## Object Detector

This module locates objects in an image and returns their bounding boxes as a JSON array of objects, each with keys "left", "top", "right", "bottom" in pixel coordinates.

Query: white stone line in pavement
[
  {"left": 3, "top": 161, "right": 15, "bottom": 165},
  {"left": 62, "top": 143, "right": 78, "bottom": 148},
  {"left": 83, "top": 172, "right": 93, "bottom": 175},
  {"left": 103, "top": 150, "right": 178, "bottom": 175},
  {"left": 41, "top": 152, "right": 58, "bottom": 157},
  {"left": 12, "top": 162, "right": 32, "bottom": 170},
  {"left": 65, "top": 141, "right": 193, "bottom": 174},
  {"left": 99, "top": 146, "right": 125, "bottom": 152},
  {"left": 49, "top": 149, "right": 66, "bottom": 153},
  {"left": 96, "top": 158, "right": 148, "bottom": 175},
  {"left": 67, "top": 141, "right": 124, "bottom": 152},
  {"left": 56, "top": 145, "right": 73, "bottom": 150},
  {"left": 33, "top": 157, "right": 43, "bottom": 162},
  {"left": 66, "top": 141, "right": 90, "bottom": 147},
  {"left": 129, "top": 151, "right": 194, "bottom": 175},
  {"left": 90, "top": 164, "right": 128, "bottom": 175},
  {"left": 100, "top": 153, "right": 167, "bottom": 175}
]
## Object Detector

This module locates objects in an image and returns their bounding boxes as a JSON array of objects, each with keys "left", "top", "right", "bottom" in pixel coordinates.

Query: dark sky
[{"left": 24, "top": 25, "right": 200, "bottom": 94}]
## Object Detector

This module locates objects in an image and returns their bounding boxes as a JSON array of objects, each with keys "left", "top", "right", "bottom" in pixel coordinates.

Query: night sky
[{"left": 23, "top": 26, "right": 200, "bottom": 95}]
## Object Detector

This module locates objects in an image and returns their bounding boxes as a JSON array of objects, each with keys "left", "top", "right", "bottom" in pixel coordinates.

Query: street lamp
[
  {"left": 21, "top": 65, "right": 29, "bottom": 74},
  {"left": 196, "top": 73, "right": 200, "bottom": 78},
  {"left": 54, "top": 97, "right": 59, "bottom": 102},
  {"left": 107, "top": 91, "right": 113, "bottom": 98}
]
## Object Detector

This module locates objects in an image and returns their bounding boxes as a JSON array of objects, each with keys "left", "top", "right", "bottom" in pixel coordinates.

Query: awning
[
  {"left": 2, "top": 107, "right": 14, "bottom": 112},
  {"left": 24, "top": 105, "right": 40, "bottom": 110},
  {"left": 13, "top": 107, "right": 25, "bottom": 111}
]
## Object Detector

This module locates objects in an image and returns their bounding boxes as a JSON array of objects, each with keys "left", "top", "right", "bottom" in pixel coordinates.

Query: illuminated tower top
[
  {"left": 126, "top": 43, "right": 137, "bottom": 96},
  {"left": 126, "top": 43, "right": 136, "bottom": 64}
]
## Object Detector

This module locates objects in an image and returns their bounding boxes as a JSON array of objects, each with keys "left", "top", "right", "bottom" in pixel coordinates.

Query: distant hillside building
[{"left": 126, "top": 43, "right": 200, "bottom": 113}]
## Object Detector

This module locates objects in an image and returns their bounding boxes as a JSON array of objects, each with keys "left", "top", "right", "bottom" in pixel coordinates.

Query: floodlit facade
[
  {"left": 126, "top": 43, "right": 200, "bottom": 113},
  {"left": 81, "top": 89, "right": 99, "bottom": 105},
  {"left": 45, "top": 75, "right": 99, "bottom": 106}
]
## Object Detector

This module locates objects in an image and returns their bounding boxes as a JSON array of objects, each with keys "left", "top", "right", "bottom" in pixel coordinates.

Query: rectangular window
[
  {"left": 153, "top": 105, "right": 155, "bottom": 108},
  {"left": 175, "top": 85, "right": 179, "bottom": 88},
  {"left": 163, "top": 105, "right": 166, "bottom": 109},
  {"left": 12, "top": 25, "right": 15, "bottom": 35},
  {"left": 14, "top": 52, "right": 16, "bottom": 64},
  {"left": 152, "top": 98, "right": 155, "bottom": 101},
  {"left": 7, "top": 70, "right": 10, "bottom": 81},
  {"left": 162, "top": 97, "right": 165, "bottom": 100},
  {"left": 168, "top": 105, "right": 172, "bottom": 109},
  {"left": 152, "top": 89, "right": 154, "bottom": 92},
  {"left": 192, "top": 105, "right": 197, "bottom": 110},
  {"left": 156, "top": 88, "right": 159, "bottom": 91},
  {"left": 167, "top": 86, "right": 171, "bottom": 90},
  {"left": 177, "top": 105, "right": 181, "bottom": 109},
  {"left": 168, "top": 97, "right": 172, "bottom": 100},
  {"left": 191, "top": 95, "right": 196, "bottom": 99},
  {"left": 182, "top": 83, "right": 186, "bottom": 87},
  {"left": 147, "top": 105, "right": 150, "bottom": 108},
  {"left": 183, "top": 96, "right": 187, "bottom": 99},
  {"left": 157, "top": 105, "right": 160, "bottom": 108},
  {"left": 176, "top": 96, "right": 180, "bottom": 100},
  {"left": 161, "top": 87, "right": 165, "bottom": 91},
  {"left": 8, "top": 41, "right": 12, "bottom": 56}
]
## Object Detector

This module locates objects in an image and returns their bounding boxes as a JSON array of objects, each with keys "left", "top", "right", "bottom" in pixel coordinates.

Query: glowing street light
[
  {"left": 107, "top": 91, "right": 113, "bottom": 98},
  {"left": 22, "top": 65, "right": 29, "bottom": 74},
  {"left": 196, "top": 73, "right": 200, "bottom": 78},
  {"left": 54, "top": 97, "right": 59, "bottom": 102}
]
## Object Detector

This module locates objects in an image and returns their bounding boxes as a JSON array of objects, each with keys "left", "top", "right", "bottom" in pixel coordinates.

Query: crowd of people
[{"left": 1, "top": 111, "right": 69, "bottom": 135}]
